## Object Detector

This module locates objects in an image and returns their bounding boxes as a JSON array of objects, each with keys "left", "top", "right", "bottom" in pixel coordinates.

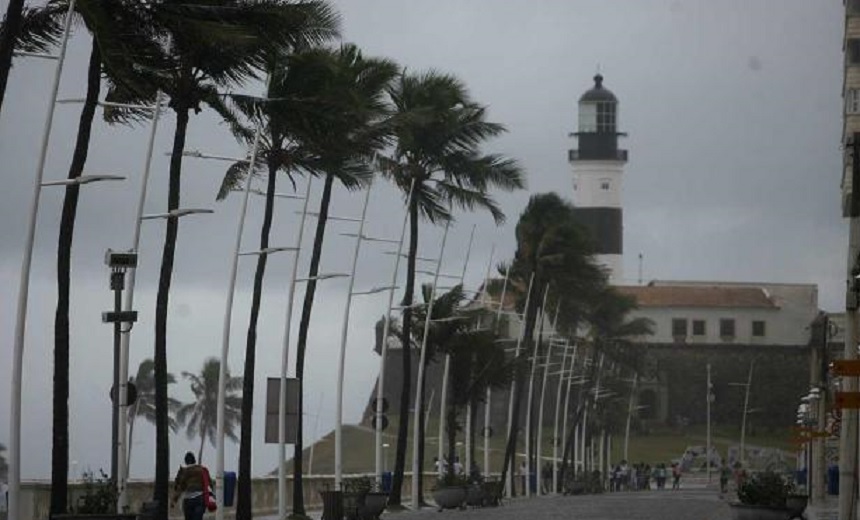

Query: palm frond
[{"left": 11, "top": 2, "right": 66, "bottom": 54}]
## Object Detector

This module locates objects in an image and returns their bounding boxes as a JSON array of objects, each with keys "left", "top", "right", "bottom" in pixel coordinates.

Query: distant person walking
[
  {"left": 671, "top": 462, "right": 682, "bottom": 490},
  {"left": 720, "top": 462, "right": 732, "bottom": 494},
  {"left": 171, "top": 452, "right": 212, "bottom": 520},
  {"left": 655, "top": 463, "right": 667, "bottom": 490}
]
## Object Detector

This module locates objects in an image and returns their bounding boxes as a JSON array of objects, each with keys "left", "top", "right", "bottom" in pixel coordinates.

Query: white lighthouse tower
[{"left": 569, "top": 74, "right": 627, "bottom": 284}]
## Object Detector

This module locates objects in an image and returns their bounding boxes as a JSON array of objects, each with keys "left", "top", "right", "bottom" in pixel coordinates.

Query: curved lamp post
[
  {"left": 411, "top": 222, "right": 451, "bottom": 509},
  {"left": 8, "top": 3, "right": 77, "bottom": 517}
]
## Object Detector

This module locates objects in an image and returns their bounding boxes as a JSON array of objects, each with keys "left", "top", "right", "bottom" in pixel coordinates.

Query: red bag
[{"left": 201, "top": 467, "right": 217, "bottom": 512}]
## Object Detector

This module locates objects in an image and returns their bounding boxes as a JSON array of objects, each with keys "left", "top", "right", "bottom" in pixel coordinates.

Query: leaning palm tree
[
  {"left": 380, "top": 71, "right": 525, "bottom": 505},
  {"left": 126, "top": 359, "right": 182, "bottom": 474},
  {"left": 217, "top": 43, "right": 397, "bottom": 519},
  {"left": 176, "top": 358, "right": 242, "bottom": 464},
  {"left": 100, "top": 3, "right": 339, "bottom": 515},
  {"left": 496, "top": 192, "right": 606, "bottom": 493}
]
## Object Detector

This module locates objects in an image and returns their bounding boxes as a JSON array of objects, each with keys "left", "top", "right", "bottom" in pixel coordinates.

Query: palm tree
[
  {"left": 99, "top": 4, "right": 339, "bottom": 515},
  {"left": 380, "top": 71, "right": 525, "bottom": 505},
  {"left": 410, "top": 284, "right": 519, "bottom": 480},
  {"left": 218, "top": 43, "right": 397, "bottom": 519},
  {"left": 177, "top": 358, "right": 242, "bottom": 464},
  {"left": 496, "top": 192, "right": 606, "bottom": 493},
  {"left": 126, "top": 359, "right": 182, "bottom": 474}
]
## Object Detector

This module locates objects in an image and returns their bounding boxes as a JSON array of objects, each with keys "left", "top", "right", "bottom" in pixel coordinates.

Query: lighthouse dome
[{"left": 579, "top": 74, "right": 617, "bottom": 103}]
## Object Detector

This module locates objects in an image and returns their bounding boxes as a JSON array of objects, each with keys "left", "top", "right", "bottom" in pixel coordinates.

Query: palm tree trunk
[
  {"left": 154, "top": 105, "right": 190, "bottom": 520},
  {"left": 236, "top": 162, "right": 278, "bottom": 520},
  {"left": 0, "top": 0, "right": 25, "bottom": 116},
  {"left": 498, "top": 279, "right": 543, "bottom": 494},
  {"left": 389, "top": 194, "right": 418, "bottom": 506},
  {"left": 292, "top": 174, "right": 335, "bottom": 516},
  {"left": 198, "top": 434, "right": 205, "bottom": 465},
  {"left": 50, "top": 40, "right": 100, "bottom": 515},
  {"left": 127, "top": 403, "right": 138, "bottom": 472}
]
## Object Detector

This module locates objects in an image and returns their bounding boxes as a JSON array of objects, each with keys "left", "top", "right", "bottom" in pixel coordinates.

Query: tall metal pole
[
  {"left": 739, "top": 360, "right": 754, "bottom": 466},
  {"left": 215, "top": 121, "right": 264, "bottom": 520},
  {"left": 110, "top": 270, "right": 124, "bottom": 487},
  {"left": 535, "top": 304, "right": 560, "bottom": 495},
  {"left": 411, "top": 223, "right": 451, "bottom": 508},
  {"left": 624, "top": 373, "right": 638, "bottom": 462},
  {"left": 8, "top": 3, "right": 76, "bottom": 518},
  {"left": 504, "top": 273, "right": 534, "bottom": 497},
  {"left": 437, "top": 226, "right": 475, "bottom": 473},
  {"left": 706, "top": 363, "right": 712, "bottom": 483},
  {"left": 552, "top": 339, "right": 571, "bottom": 493},
  {"left": 524, "top": 287, "right": 549, "bottom": 497},
  {"left": 118, "top": 92, "right": 163, "bottom": 511},
  {"left": 561, "top": 344, "right": 578, "bottom": 472},
  {"left": 335, "top": 186, "right": 373, "bottom": 490},
  {"left": 278, "top": 179, "right": 312, "bottom": 520},
  {"left": 374, "top": 180, "right": 414, "bottom": 488},
  {"left": 484, "top": 260, "right": 508, "bottom": 478},
  {"left": 839, "top": 135, "right": 860, "bottom": 520}
]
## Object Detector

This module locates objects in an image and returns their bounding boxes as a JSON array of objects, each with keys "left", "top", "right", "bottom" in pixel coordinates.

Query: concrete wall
[{"left": 19, "top": 473, "right": 430, "bottom": 520}]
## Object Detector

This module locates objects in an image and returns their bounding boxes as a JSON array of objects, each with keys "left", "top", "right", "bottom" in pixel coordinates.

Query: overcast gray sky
[{"left": 0, "top": 0, "right": 846, "bottom": 479}]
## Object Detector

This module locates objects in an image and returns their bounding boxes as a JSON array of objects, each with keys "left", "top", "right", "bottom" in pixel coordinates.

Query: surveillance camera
[{"left": 105, "top": 249, "right": 138, "bottom": 269}]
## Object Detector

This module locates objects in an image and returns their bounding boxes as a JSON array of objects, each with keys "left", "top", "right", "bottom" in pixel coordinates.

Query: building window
[
  {"left": 720, "top": 319, "right": 736, "bottom": 338},
  {"left": 600, "top": 179, "right": 610, "bottom": 190},
  {"left": 672, "top": 318, "right": 687, "bottom": 338},
  {"left": 752, "top": 320, "right": 766, "bottom": 337},
  {"left": 848, "top": 89, "right": 860, "bottom": 114},
  {"left": 849, "top": 39, "right": 860, "bottom": 65},
  {"left": 692, "top": 320, "right": 706, "bottom": 336}
]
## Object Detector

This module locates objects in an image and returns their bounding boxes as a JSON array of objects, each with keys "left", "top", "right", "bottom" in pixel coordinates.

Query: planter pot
[
  {"left": 785, "top": 495, "right": 808, "bottom": 518},
  {"left": 432, "top": 486, "right": 467, "bottom": 510},
  {"left": 357, "top": 492, "right": 388, "bottom": 520},
  {"left": 728, "top": 502, "right": 792, "bottom": 520},
  {"left": 465, "top": 485, "right": 485, "bottom": 507}
]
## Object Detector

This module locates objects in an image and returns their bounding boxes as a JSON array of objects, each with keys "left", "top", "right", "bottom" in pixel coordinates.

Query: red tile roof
[{"left": 616, "top": 285, "right": 777, "bottom": 309}]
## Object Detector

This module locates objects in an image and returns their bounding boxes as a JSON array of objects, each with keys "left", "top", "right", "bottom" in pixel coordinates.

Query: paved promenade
[{"left": 261, "top": 487, "right": 734, "bottom": 520}]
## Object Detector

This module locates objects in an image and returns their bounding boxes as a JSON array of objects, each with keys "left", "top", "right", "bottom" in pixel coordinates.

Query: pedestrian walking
[
  {"left": 655, "top": 463, "right": 667, "bottom": 490},
  {"left": 518, "top": 460, "right": 528, "bottom": 495},
  {"left": 171, "top": 452, "right": 213, "bottom": 520},
  {"left": 671, "top": 462, "right": 682, "bottom": 490},
  {"left": 719, "top": 462, "right": 732, "bottom": 494},
  {"left": 643, "top": 464, "right": 652, "bottom": 490}
]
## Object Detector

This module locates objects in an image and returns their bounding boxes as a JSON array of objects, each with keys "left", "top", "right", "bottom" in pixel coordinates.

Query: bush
[
  {"left": 73, "top": 469, "right": 118, "bottom": 514},
  {"left": 737, "top": 470, "right": 794, "bottom": 508}
]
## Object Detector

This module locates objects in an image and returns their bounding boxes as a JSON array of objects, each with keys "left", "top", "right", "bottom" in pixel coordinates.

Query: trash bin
[
  {"left": 223, "top": 471, "right": 237, "bottom": 507},
  {"left": 828, "top": 465, "right": 840, "bottom": 495},
  {"left": 381, "top": 471, "right": 393, "bottom": 493},
  {"left": 320, "top": 490, "right": 344, "bottom": 520}
]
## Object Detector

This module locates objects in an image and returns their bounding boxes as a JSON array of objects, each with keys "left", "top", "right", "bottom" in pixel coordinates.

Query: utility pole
[{"left": 838, "top": 134, "right": 860, "bottom": 520}]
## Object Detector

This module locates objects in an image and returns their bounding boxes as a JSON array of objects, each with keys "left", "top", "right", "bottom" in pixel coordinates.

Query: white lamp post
[
  {"left": 116, "top": 92, "right": 164, "bottom": 511},
  {"left": 411, "top": 223, "right": 451, "bottom": 509},
  {"left": 276, "top": 179, "right": 312, "bottom": 520},
  {"left": 729, "top": 360, "right": 755, "bottom": 465},
  {"left": 215, "top": 119, "right": 265, "bottom": 520},
  {"left": 437, "top": 226, "right": 475, "bottom": 476},
  {"left": 504, "top": 273, "right": 534, "bottom": 497},
  {"left": 334, "top": 185, "right": 373, "bottom": 490},
  {"left": 524, "top": 287, "right": 550, "bottom": 496},
  {"left": 535, "top": 306, "right": 562, "bottom": 495},
  {"left": 7, "top": 2, "right": 77, "bottom": 517},
  {"left": 373, "top": 181, "right": 415, "bottom": 488}
]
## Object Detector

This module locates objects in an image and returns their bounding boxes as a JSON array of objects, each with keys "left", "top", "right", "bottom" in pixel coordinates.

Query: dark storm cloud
[{"left": 0, "top": 0, "right": 845, "bottom": 477}]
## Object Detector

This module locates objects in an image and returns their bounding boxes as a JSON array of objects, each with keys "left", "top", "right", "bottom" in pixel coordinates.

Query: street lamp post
[
  {"left": 8, "top": 2, "right": 77, "bottom": 517},
  {"left": 729, "top": 360, "right": 755, "bottom": 466},
  {"left": 373, "top": 181, "right": 415, "bottom": 489},
  {"left": 334, "top": 186, "right": 374, "bottom": 490},
  {"left": 524, "top": 288, "right": 550, "bottom": 497},
  {"left": 277, "top": 179, "right": 312, "bottom": 520},
  {"left": 437, "top": 226, "right": 476, "bottom": 477},
  {"left": 411, "top": 223, "right": 451, "bottom": 509},
  {"left": 504, "top": 274, "right": 534, "bottom": 497}
]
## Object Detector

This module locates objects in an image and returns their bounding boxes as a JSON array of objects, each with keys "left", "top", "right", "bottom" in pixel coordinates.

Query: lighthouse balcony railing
[{"left": 568, "top": 149, "right": 628, "bottom": 161}]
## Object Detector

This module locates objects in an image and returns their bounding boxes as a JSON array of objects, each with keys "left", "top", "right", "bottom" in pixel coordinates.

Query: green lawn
[{"left": 284, "top": 418, "right": 796, "bottom": 475}]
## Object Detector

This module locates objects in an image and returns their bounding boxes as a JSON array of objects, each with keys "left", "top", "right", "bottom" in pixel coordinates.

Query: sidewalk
[{"left": 806, "top": 497, "right": 838, "bottom": 520}]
